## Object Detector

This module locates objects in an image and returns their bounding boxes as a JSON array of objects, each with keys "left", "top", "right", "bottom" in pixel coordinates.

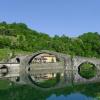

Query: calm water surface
[{"left": 47, "top": 93, "right": 98, "bottom": 100}]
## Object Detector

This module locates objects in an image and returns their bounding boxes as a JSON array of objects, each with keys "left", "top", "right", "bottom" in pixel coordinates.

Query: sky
[{"left": 0, "top": 0, "right": 100, "bottom": 37}]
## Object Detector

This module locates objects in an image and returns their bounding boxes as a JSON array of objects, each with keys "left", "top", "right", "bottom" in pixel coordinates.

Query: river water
[{"left": 47, "top": 93, "right": 98, "bottom": 100}]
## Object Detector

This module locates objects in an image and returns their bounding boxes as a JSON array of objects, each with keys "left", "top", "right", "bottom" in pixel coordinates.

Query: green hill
[{"left": 0, "top": 21, "right": 100, "bottom": 60}]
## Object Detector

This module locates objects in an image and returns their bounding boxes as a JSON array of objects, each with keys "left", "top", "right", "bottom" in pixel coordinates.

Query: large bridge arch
[{"left": 21, "top": 50, "right": 72, "bottom": 89}]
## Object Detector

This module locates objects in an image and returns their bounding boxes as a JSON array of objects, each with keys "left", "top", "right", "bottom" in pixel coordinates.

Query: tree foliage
[
  {"left": 78, "top": 62, "right": 97, "bottom": 79},
  {"left": 0, "top": 22, "right": 100, "bottom": 58}
]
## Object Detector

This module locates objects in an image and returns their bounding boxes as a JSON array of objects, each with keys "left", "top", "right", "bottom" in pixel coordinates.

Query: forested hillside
[{"left": 0, "top": 21, "right": 100, "bottom": 59}]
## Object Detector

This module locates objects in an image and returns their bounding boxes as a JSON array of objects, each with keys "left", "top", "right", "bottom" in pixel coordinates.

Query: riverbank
[{"left": 0, "top": 81, "right": 100, "bottom": 100}]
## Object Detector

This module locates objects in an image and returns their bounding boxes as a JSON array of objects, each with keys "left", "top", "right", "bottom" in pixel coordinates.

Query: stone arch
[
  {"left": 28, "top": 50, "right": 65, "bottom": 64},
  {"left": 23, "top": 50, "right": 71, "bottom": 89},
  {"left": 0, "top": 65, "right": 8, "bottom": 76},
  {"left": 16, "top": 58, "right": 20, "bottom": 63},
  {"left": 78, "top": 61, "right": 97, "bottom": 79},
  {"left": 72, "top": 56, "right": 100, "bottom": 84}
]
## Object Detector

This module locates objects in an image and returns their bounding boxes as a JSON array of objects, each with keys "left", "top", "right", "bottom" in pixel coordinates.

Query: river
[{"left": 47, "top": 93, "right": 98, "bottom": 100}]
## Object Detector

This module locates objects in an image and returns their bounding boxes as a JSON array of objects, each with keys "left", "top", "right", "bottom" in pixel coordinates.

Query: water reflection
[{"left": 47, "top": 93, "right": 97, "bottom": 100}]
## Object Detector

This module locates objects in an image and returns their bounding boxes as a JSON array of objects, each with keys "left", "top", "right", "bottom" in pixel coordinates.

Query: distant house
[
  {"left": 32, "top": 53, "right": 56, "bottom": 63},
  {"left": 41, "top": 55, "right": 56, "bottom": 63}
]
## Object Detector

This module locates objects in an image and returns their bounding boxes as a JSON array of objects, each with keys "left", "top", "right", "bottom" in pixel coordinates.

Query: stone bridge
[{"left": 0, "top": 50, "right": 100, "bottom": 89}]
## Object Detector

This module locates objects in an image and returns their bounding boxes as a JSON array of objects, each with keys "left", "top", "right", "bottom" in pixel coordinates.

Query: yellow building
[
  {"left": 33, "top": 53, "right": 57, "bottom": 63},
  {"left": 41, "top": 55, "right": 56, "bottom": 63}
]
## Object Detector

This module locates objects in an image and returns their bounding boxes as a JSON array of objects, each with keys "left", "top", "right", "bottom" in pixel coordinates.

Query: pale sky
[{"left": 0, "top": 0, "right": 100, "bottom": 37}]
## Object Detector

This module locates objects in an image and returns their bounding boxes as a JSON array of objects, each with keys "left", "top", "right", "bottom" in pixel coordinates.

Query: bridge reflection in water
[
  {"left": 0, "top": 50, "right": 100, "bottom": 89},
  {"left": 30, "top": 63, "right": 63, "bottom": 74}
]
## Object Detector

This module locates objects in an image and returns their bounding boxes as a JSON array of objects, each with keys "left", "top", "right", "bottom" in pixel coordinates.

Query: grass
[
  {"left": 0, "top": 79, "right": 11, "bottom": 90},
  {"left": 0, "top": 48, "right": 32, "bottom": 61},
  {"left": 0, "top": 48, "right": 10, "bottom": 61}
]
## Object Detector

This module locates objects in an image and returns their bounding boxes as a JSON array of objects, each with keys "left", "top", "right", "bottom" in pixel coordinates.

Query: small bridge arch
[
  {"left": 72, "top": 56, "right": 100, "bottom": 84},
  {"left": 23, "top": 50, "right": 72, "bottom": 88}
]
